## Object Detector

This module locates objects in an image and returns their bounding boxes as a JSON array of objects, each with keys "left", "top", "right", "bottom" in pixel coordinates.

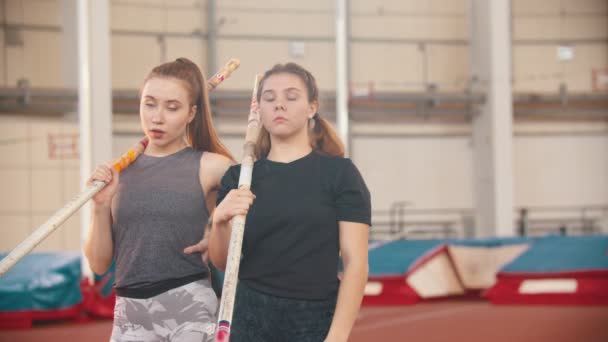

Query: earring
[{"left": 308, "top": 116, "right": 315, "bottom": 130}]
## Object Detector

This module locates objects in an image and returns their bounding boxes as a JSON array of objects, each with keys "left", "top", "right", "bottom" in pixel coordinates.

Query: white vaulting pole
[
  {"left": 0, "top": 139, "right": 148, "bottom": 277},
  {"left": 215, "top": 75, "right": 262, "bottom": 342}
]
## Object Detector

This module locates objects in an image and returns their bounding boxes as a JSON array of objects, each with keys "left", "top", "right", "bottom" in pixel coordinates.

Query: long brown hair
[
  {"left": 254, "top": 63, "right": 344, "bottom": 159},
  {"left": 144, "top": 58, "right": 233, "bottom": 160}
]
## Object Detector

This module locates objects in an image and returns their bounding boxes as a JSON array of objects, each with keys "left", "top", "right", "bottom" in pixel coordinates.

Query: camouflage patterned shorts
[{"left": 110, "top": 278, "right": 218, "bottom": 342}]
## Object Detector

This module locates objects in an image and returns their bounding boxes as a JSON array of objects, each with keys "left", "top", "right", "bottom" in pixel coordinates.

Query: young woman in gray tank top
[{"left": 84, "top": 58, "right": 234, "bottom": 342}]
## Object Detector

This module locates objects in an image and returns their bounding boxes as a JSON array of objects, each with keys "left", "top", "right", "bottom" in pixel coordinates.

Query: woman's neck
[
  {"left": 267, "top": 135, "right": 312, "bottom": 163},
  {"left": 145, "top": 138, "right": 188, "bottom": 157}
]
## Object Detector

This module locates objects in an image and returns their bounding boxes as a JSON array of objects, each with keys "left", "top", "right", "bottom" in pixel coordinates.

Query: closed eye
[{"left": 286, "top": 89, "right": 300, "bottom": 101}]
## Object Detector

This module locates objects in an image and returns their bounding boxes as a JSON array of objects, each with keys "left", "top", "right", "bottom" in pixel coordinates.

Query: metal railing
[
  {"left": 370, "top": 202, "right": 608, "bottom": 241},
  {"left": 371, "top": 202, "right": 473, "bottom": 240},
  {"left": 515, "top": 205, "right": 608, "bottom": 237}
]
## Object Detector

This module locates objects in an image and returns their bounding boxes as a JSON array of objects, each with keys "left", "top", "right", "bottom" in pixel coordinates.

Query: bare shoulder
[
  {"left": 200, "top": 152, "right": 235, "bottom": 180},
  {"left": 202, "top": 151, "right": 233, "bottom": 167}
]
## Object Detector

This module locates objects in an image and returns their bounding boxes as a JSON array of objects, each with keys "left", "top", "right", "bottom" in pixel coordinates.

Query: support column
[
  {"left": 335, "top": 0, "right": 350, "bottom": 156},
  {"left": 206, "top": 0, "right": 217, "bottom": 73},
  {"left": 469, "top": 0, "right": 515, "bottom": 237},
  {"left": 77, "top": 0, "right": 112, "bottom": 280}
]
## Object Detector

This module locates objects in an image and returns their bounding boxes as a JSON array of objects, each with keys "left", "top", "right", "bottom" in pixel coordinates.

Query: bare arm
[
  {"left": 184, "top": 152, "right": 234, "bottom": 261},
  {"left": 83, "top": 164, "right": 118, "bottom": 275},
  {"left": 84, "top": 205, "right": 114, "bottom": 274},
  {"left": 200, "top": 153, "right": 234, "bottom": 270},
  {"left": 199, "top": 152, "right": 234, "bottom": 216},
  {"left": 325, "top": 221, "right": 369, "bottom": 342},
  {"left": 208, "top": 214, "right": 232, "bottom": 271},
  {"left": 207, "top": 188, "right": 255, "bottom": 271}
]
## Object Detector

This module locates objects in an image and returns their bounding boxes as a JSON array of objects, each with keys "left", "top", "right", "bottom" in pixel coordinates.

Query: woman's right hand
[
  {"left": 87, "top": 163, "right": 119, "bottom": 206},
  {"left": 213, "top": 188, "right": 256, "bottom": 225}
]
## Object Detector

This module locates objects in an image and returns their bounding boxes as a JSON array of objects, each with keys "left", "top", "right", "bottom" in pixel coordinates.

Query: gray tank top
[{"left": 111, "top": 147, "right": 210, "bottom": 290}]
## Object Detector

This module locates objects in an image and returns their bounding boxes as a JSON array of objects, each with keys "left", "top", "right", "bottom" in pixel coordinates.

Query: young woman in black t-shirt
[{"left": 209, "top": 63, "right": 371, "bottom": 342}]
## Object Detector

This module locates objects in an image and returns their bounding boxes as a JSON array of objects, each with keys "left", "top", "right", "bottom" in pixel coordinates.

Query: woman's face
[
  {"left": 258, "top": 72, "right": 317, "bottom": 140},
  {"left": 140, "top": 77, "right": 195, "bottom": 152}
]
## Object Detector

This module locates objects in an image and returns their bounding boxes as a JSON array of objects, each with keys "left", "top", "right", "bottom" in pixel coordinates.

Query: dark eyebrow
[
  {"left": 143, "top": 96, "right": 182, "bottom": 105},
  {"left": 262, "top": 87, "right": 301, "bottom": 95}
]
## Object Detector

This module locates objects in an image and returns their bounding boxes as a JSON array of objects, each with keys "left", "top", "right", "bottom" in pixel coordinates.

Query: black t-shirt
[{"left": 217, "top": 150, "right": 371, "bottom": 300}]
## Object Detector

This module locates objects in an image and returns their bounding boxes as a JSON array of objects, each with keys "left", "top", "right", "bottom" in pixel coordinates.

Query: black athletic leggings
[{"left": 229, "top": 282, "right": 336, "bottom": 342}]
